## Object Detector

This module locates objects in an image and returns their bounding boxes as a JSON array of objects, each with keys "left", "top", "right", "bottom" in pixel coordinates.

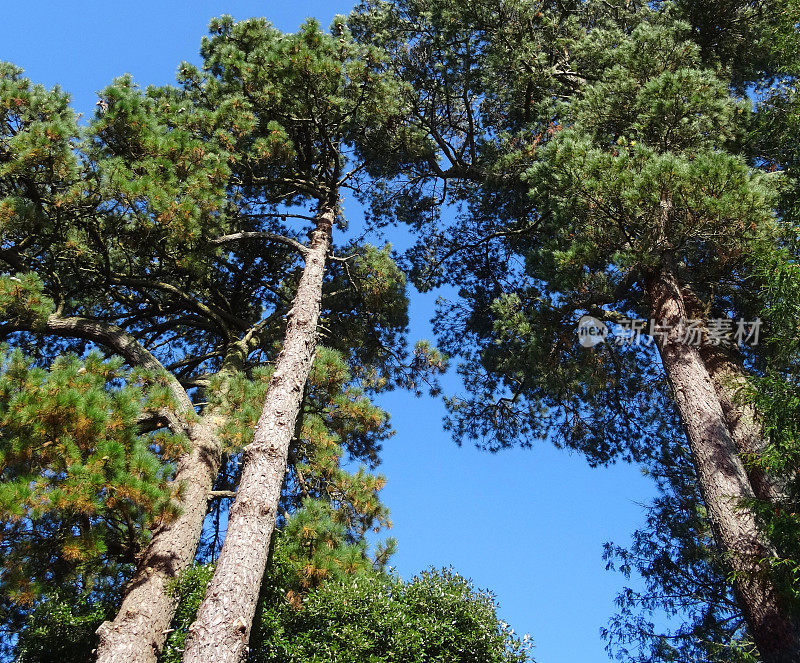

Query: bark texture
[
  {"left": 680, "top": 289, "right": 787, "bottom": 503},
  {"left": 181, "top": 206, "right": 334, "bottom": 663},
  {"left": 699, "top": 343, "right": 788, "bottom": 504},
  {"left": 95, "top": 418, "right": 222, "bottom": 663},
  {"left": 646, "top": 265, "right": 800, "bottom": 663}
]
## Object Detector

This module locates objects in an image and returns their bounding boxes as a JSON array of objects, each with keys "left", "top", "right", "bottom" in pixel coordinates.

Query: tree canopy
[{"left": 2, "top": 1, "right": 800, "bottom": 661}]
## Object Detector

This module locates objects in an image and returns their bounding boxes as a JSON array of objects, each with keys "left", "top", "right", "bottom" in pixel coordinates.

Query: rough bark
[
  {"left": 699, "top": 342, "right": 788, "bottom": 504},
  {"left": 646, "top": 265, "right": 800, "bottom": 663},
  {"left": 95, "top": 418, "right": 222, "bottom": 663},
  {"left": 181, "top": 204, "right": 334, "bottom": 663},
  {"left": 679, "top": 289, "right": 788, "bottom": 503}
]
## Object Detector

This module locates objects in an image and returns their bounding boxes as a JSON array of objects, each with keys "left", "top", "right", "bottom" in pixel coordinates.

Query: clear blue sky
[{"left": 0, "top": 3, "right": 658, "bottom": 661}]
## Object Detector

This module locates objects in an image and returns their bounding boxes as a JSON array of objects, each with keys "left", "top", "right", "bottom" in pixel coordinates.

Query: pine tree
[
  {"left": 0, "top": 18, "right": 428, "bottom": 660},
  {"left": 602, "top": 440, "right": 758, "bottom": 661},
  {"left": 0, "top": 63, "right": 233, "bottom": 661},
  {"left": 6, "top": 344, "right": 401, "bottom": 661},
  {"left": 352, "top": 1, "right": 800, "bottom": 660},
  {"left": 177, "top": 17, "right": 425, "bottom": 661}
]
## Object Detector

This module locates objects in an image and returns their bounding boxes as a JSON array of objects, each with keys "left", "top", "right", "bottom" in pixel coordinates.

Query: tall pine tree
[
  {"left": 0, "top": 18, "right": 429, "bottom": 660},
  {"left": 178, "top": 17, "right": 427, "bottom": 660},
  {"left": 352, "top": 0, "right": 800, "bottom": 660}
]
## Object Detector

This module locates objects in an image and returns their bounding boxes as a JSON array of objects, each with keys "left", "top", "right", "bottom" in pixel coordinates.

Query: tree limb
[
  {"left": 110, "top": 277, "right": 233, "bottom": 334},
  {"left": 25, "top": 314, "right": 193, "bottom": 413},
  {"left": 212, "top": 232, "right": 309, "bottom": 257}
]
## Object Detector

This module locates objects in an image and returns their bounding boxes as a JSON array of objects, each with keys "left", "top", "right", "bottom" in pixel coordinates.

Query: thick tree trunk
[
  {"left": 37, "top": 315, "right": 227, "bottom": 663},
  {"left": 680, "top": 288, "right": 787, "bottom": 503},
  {"left": 95, "top": 417, "right": 222, "bottom": 663},
  {"left": 646, "top": 265, "right": 800, "bottom": 663},
  {"left": 698, "top": 343, "right": 788, "bottom": 504},
  {"left": 181, "top": 204, "right": 334, "bottom": 663}
]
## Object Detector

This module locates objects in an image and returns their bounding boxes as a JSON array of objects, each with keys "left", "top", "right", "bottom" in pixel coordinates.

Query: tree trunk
[
  {"left": 646, "top": 265, "right": 800, "bottom": 663},
  {"left": 680, "top": 287, "right": 787, "bottom": 503},
  {"left": 181, "top": 203, "right": 334, "bottom": 663},
  {"left": 698, "top": 343, "right": 788, "bottom": 504},
  {"left": 39, "top": 315, "right": 227, "bottom": 663},
  {"left": 95, "top": 418, "right": 222, "bottom": 663}
]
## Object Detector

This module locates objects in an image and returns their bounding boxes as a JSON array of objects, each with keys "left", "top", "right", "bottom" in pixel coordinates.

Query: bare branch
[
  {"left": 421, "top": 226, "right": 536, "bottom": 288},
  {"left": 111, "top": 277, "right": 233, "bottom": 333},
  {"left": 207, "top": 490, "right": 237, "bottom": 500},
  {"left": 212, "top": 232, "right": 309, "bottom": 257}
]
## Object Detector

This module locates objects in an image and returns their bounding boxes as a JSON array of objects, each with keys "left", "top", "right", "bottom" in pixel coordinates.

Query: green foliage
[
  {"left": 655, "top": 0, "right": 800, "bottom": 87},
  {"left": 203, "top": 347, "right": 394, "bottom": 544},
  {"left": 0, "top": 11, "right": 453, "bottom": 663},
  {"left": 353, "top": 0, "right": 800, "bottom": 659},
  {"left": 269, "top": 499, "right": 382, "bottom": 595},
  {"left": 86, "top": 73, "right": 231, "bottom": 253},
  {"left": 323, "top": 243, "right": 447, "bottom": 395},
  {"left": 523, "top": 18, "right": 776, "bottom": 289},
  {"left": 158, "top": 564, "right": 216, "bottom": 663},
  {"left": 732, "top": 241, "right": 800, "bottom": 608},
  {"left": 161, "top": 539, "right": 532, "bottom": 663},
  {"left": 0, "top": 352, "right": 187, "bottom": 661},
  {"left": 250, "top": 568, "right": 531, "bottom": 663},
  {"left": 2, "top": 15, "right": 437, "bottom": 655},
  {"left": 0, "top": 351, "right": 184, "bottom": 607},
  {"left": 0, "top": 62, "right": 79, "bottom": 215},
  {"left": 161, "top": 499, "right": 390, "bottom": 662},
  {"left": 353, "top": 0, "right": 786, "bottom": 459},
  {"left": 603, "top": 443, "right": 757, "bottom": 663},
  {"left": 0, "top": 273, "right": 54, "bottom": 328},
  {"left": 12, "top": 588, "right": 114, "bottom": 663},
  {"left": 179, "top": 14, "right": 413, "bottom": 203}
]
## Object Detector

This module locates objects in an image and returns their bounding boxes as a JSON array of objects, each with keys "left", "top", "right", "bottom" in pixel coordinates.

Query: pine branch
[
  {"left": 24, "top": 314, "right": 193, "bottom": 413},
  {"left": 212, "top": 231, "right": 309, "bottom": 257}
]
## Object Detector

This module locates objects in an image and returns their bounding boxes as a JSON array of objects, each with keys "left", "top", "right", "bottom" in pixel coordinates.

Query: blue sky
[{"left": 0, "top": 3, "right": 658, "bottom": 661}]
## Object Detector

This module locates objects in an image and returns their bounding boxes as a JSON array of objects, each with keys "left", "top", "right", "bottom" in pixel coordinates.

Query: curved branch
[
  {"left": 212, "top": 232, "right": 309, "bottom": 257},
  {"left": 111, "top": 277, "right": 232, "bottom": 334},
  {"left": 24, "top": 314, "right": 193, "bottom": 413}
]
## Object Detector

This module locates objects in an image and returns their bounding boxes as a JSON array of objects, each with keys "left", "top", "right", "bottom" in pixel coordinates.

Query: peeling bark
[
  {"left": 646, "top": 265, "right": 800, "bottom": 663},
  {"left": 181, "top": 203, "right": 334, "bottom": 663}
]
